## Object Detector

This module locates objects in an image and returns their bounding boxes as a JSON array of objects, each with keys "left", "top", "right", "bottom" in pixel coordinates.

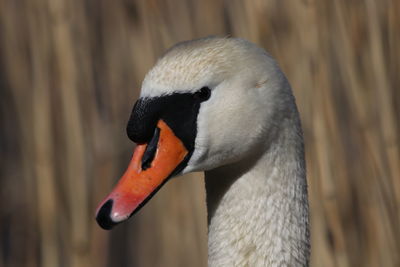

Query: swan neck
[{"left": 204, "top": 119, "right": 310, "bottom": 266}]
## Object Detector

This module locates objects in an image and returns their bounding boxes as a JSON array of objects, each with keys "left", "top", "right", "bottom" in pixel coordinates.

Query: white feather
[{"left": 141, "top": 37, "right": 310, "bottom": 267}]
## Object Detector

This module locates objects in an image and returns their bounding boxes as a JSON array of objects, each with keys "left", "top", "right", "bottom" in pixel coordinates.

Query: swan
[{"left": 96, "top": 37, "right": 310, "bottom": 266}]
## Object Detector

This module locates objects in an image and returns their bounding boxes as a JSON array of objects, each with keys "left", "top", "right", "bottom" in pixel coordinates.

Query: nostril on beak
[
  {"left": 96, "top": 199, "right": 117, "bottom": 230},
  {"left": 141, "top": 127, "right": 160, "bottom": 170}
]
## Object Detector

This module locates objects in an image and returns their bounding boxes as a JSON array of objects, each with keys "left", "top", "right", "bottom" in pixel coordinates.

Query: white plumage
[{"left": 141, "top": 37, "right": 310, "bottom": 266}]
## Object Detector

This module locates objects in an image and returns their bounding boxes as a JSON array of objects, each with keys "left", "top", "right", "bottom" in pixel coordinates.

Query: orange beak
[{"left": 96, "top": 120, "right": 188, "bottom": 229}]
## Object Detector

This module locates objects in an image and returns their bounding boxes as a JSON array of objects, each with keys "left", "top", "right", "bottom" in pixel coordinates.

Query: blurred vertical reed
[{"left": 0, "top": 0, "right": 399, "bottom": 266}]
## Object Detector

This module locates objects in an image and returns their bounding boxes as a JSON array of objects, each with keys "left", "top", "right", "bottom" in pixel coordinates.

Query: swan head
[{"left": 96, "top": 37, "right": 293, "bottom": 229}]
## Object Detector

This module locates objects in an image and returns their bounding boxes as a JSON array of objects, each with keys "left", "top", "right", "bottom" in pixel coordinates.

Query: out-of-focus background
[{"left": 1, "top": 0, "right": 399, "bottom": 266}]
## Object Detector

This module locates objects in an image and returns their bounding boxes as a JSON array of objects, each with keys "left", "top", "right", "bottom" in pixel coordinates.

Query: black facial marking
[
  {"left": 126, "top": 98, "right": 161, "bottom": 144},
  {"left": 127, "top": 89, "right": 211, "bottom": 173},
  {"left": 194, "top": 87, "right": 211, "bottom": 101},
  {"left": 141, "top": 127, "right": 160, "bottom": 170}
]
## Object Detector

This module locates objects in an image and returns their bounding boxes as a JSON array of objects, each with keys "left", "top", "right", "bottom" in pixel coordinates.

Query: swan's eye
[{"left": 194, "top": 87, "right": 211, "bottom": 101}]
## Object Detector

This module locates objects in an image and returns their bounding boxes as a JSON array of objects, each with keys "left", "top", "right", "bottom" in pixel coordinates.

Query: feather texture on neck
[{"left": 205, "top": 110, "right": 310, "bottom": 267}]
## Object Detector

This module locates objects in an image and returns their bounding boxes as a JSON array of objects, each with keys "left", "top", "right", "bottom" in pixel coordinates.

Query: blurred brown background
[{"left": 1, "top": 0, "right": 399, "bottom": 266}]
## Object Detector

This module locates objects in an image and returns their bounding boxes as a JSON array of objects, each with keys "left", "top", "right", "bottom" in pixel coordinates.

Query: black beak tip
[{"left": 96, "top": 199, "right": 118, "bottom": 230}]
